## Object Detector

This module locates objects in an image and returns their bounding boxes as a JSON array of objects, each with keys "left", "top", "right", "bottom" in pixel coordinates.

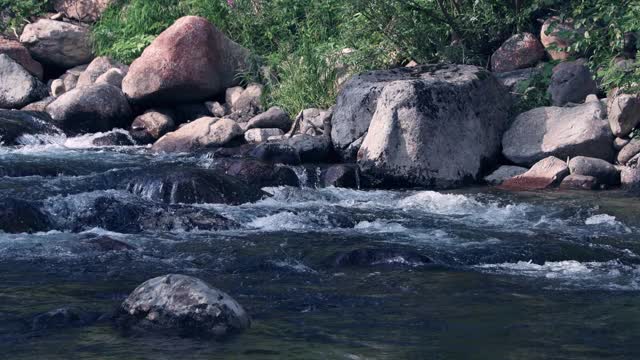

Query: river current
[{"left": 2, "top": 131, "right": 640, "bottom": 359}]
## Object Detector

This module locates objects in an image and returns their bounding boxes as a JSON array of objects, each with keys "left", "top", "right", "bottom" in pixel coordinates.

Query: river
[{"left": 2, "top": 132, "right": 640, "bottom": 359}]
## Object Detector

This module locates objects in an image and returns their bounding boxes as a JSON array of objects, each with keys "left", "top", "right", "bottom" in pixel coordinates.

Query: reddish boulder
[
  {"left": 0, "top": 38, "right": 43, "bottom": 80},
  {"left": 500, "top": 156, "right": 569, "bottom": 191},
  {"left": 491, "top": 33, "right": 544, "bottom": 73},
  {"left": 540, "top": 17, "right": 578, "bottom": 61},
  {"left": 122, "top": 16, "right": 249, "bottom": 105}
]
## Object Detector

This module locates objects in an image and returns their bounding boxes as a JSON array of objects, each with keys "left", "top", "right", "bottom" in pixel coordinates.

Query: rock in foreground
[
  {"left": 500, "top": 156, "right": 569, "bottom": 191},
  {"left": 346, "top": 64, "right": 511, "bottom": 188},
  {"left": 117, "top": 274, "right": 250, "bottom": 338}
]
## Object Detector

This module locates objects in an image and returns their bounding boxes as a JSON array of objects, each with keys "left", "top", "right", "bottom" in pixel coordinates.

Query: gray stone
[
  {"left": 548, "top": 60, "right": 598, "bottom": 106},
  {"left": 152, "top": 117, "right": 242, "bottom": 153},
  {"left": 51, "top": 79, "right": 65, "bottom": 97},
  {"left": 484, "top": 165, "right": 529, "bottom": 185},
  {"left": 620, "top": 166, "right": 640, "bottom": 188},
  {"left": 350, "top": 65, "right": 511, "bottom": 188},
  {"left": 607, "top": 93, "right": 640, "bottom": 138},
  {"left": 92, "top": 130, "right": 135, "bottom": 146},
  {"left": 291, "top": 107, "right": 333, "bottom": 136},
  {"left": 500, "top": 156, "right": 569, "bottom": 190},
  {"left": 322, "top": 164, "right": 360, "bottom": 188},
  {"left": 568, "top": 156, "right": 620, "bottom": 185},
  {"left": 250, "top": 142, "right": 301, "bottom": 165},
  {"left": 502, "top": 98, "right": 613, "bottom": 166},
  {"left": 205, "top": 101, "right": 226, "bottom": 118},
  {"left": 77, "top": 56, "right": 126, "bottom": 88},
  {"left": 21, "top": 97, "right": 55, "bottom": 112},
  {"left": 244, "top": 128, "right": 283, "bottom": 143},
  {"left": 616, "top": 138, "right": 640, "bottom": 165},
  {"left": 614, "top": 137, "right": 631, "bottom": 151},
  {"left": 559, "top": 174, "right": 600, "bottom": 190},
  {"left": 94, "top": 68, "right": 125, "bottom": 88},
  {"left": 118, "top": 274, "right": 250, "bottom": 338},
  {"left": 19, "top": 19, "right": 93, "bottom": 69},
  {"left": 130, "top": 109, "right": 175, "bottom": 144},
  {"left": 46, "top": 84, "right": 132, "bottom": 134},
  {"left": 0, "top": 54, "right": 47, "bottom": 109},
  {"left": 246, "top": 107, "right": 291, "bottom": 131},
  {"left": 494, "top": 67, "right": 540, "bottom": 92}
]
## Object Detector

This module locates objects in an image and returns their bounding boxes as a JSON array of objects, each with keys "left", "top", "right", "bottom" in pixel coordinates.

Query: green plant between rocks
[{"left": 0, "top": 0, "right": 49, "bottom": 35}]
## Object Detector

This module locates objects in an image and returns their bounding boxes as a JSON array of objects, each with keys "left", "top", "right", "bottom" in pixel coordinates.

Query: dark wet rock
[
  {"left": 116, "top": 274, "right": 250, "bottom": 338},
  {"left": 330, "top": 248, "right": 432, "bottom": 268},
  {"left": 210, "top": 143, "right": 257, "bottom": 158},
  {"left": 0, "top": 54, "right": 47, "bottom": 109},
  {"left": 321, "top": 164, "right": 360, "bottom": 188},
  {"left": 219, "top": 159, "right": 300, "bottom": 188},
  {"left": 484, "top": 165, "right": 529, "bottom": 185},
  {"left": 0, "top": 198, "right": 50, "bottom": 233},
  {"left": 45, "top": 191, "right": 238, "bottom": 233},
  {"left": 503, "top": 97, "right": 613, "bottom": 166},
  {"left": 500, "top": 156, "right": 569, "bottom": 191},
  {"left": 352, "top": 65, "right": 511, "bottom": 188},
  {"left": 130, "top": 109, "right": 175, "bottom": 144},
  {"left": 125, "top": 166, "right": 266, "bottom": 205},
  {"left": 173, "top": 103, "right": 211, "bottom": 125},
  {"left": 548, "top": 60, "right": 598, "bottom": 106},
  {"left": 19, "top": 19, "right": 93, "bottom": 69},
  {"left": 559, "top": 174, "right": 600, "bottom": 190},
  {"left": 32, "top": 307, "right": 99, "bottom": 331},
  {"left": 0, "top": 110, "right": 62, "bottom": 145},
  {"left": 122, "top": 16, "right": 249, "bottom": 105},
  {"left": 568, "top": 156, "right": 620, "bottom": 186},
  {"left": 83, "top": 235, "right": 136, "bottom": 252},
  {"left": 92, "top": 130, "right": 135, "bottom": 146},
  {"left": 246, "top": 107, "right": 291, "bottom": 132},
  {"left": 286, "top": 134, "right": 332, "bottom": 164},
  {"left": 250, "top": 142, "right": 301, "bottom": 165},
  {"left": 46, "top": 84, "right": 132, "bottom": 135}
]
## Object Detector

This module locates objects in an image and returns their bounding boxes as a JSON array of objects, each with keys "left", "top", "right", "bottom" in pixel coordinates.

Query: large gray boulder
[
  {"left": 503, "top": 97, "right": 613, "bottom": 166},
  {"left": 19, "top": 19, "right": 94, "bottom": 69},
  {"left": 0, "top": 54, "right": 47, "bottom": 109},
  {"left": 152, "top": 117, "right": 242, "bottom": 153},
  {"left": 345, "top": 64, "right": 511, "bottom": 188},
  {"left": 122, "top": 16, "right": 249, "bottom": 105},
  {"left": 46, "top": 84, "right": 132, "bottom": 134},
  {"left": 117, "top": 274, "right": 250, "bottom": 338}
]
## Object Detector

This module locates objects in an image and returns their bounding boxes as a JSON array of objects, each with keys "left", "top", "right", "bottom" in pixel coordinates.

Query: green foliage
[
  {"left": 0, "top": 0, "right": 49, "bottom": 35},
  {"left": 513, "top": 62, "right": 555, "bottom": 113}
]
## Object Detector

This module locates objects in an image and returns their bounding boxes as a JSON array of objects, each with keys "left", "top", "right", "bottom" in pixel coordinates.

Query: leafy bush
[{"left": 0, "top": 0, "right": 49, "bottom": 35}]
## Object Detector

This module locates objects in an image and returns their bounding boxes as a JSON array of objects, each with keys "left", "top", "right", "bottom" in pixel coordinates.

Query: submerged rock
[
  {"left": 559, "top": 174, "right": 600, "bottom": 190},
  {"left": 32, "top": 307, "right": 99, "bottom": 331},
  {"left": 347, "top": 64, "right": 511, "bottom": 188},
  {"left": 116, "top": 274, "right": 250, "bottom": 338},
  {"left": 502, "top": 97, "right": 613, "bottom": 166},
  {"left": 130, "top": 109, "right": 176, "bottom": 144},
  {"left": 0, "top": 110, "right": 61, "bottom": 145},
  {"left": 0, "top": 198, "right": 50, "bottom": 233},
  {"left": 321, "top": 164, "right": 360, "bottom": 188},
  {"left": 218, "top": 159, "right": 300, "bottom": 188},
  {"left": 250, "top": 142, "right": 301, "bottom": 165},
  {"left": 286, "top": 134, "right": 332, "bottom": 163},
  {"left": 83, "top": 235, "right": 136, "bottom": 252},
  {"left": 330, "top": 248, "right": 432, "bottom": 268},
  {"left": 92, "top": 130, "right": 135, "bottom": 146},
  {"left": 122, "top": 16, "right": 249, "bottom": 105},
  {"left": 125, "top": 166, "right": 266, "bottom": 205}
]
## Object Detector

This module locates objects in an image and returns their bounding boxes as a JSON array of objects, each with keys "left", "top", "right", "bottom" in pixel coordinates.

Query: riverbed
[{"left": 2, "top": 135, "right": 640, "bottom": 359}]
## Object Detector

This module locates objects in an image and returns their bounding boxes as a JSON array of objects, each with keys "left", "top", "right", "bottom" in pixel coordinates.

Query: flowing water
[{"left": 2, "top": 132, "right": 640, "bottom": 359}]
